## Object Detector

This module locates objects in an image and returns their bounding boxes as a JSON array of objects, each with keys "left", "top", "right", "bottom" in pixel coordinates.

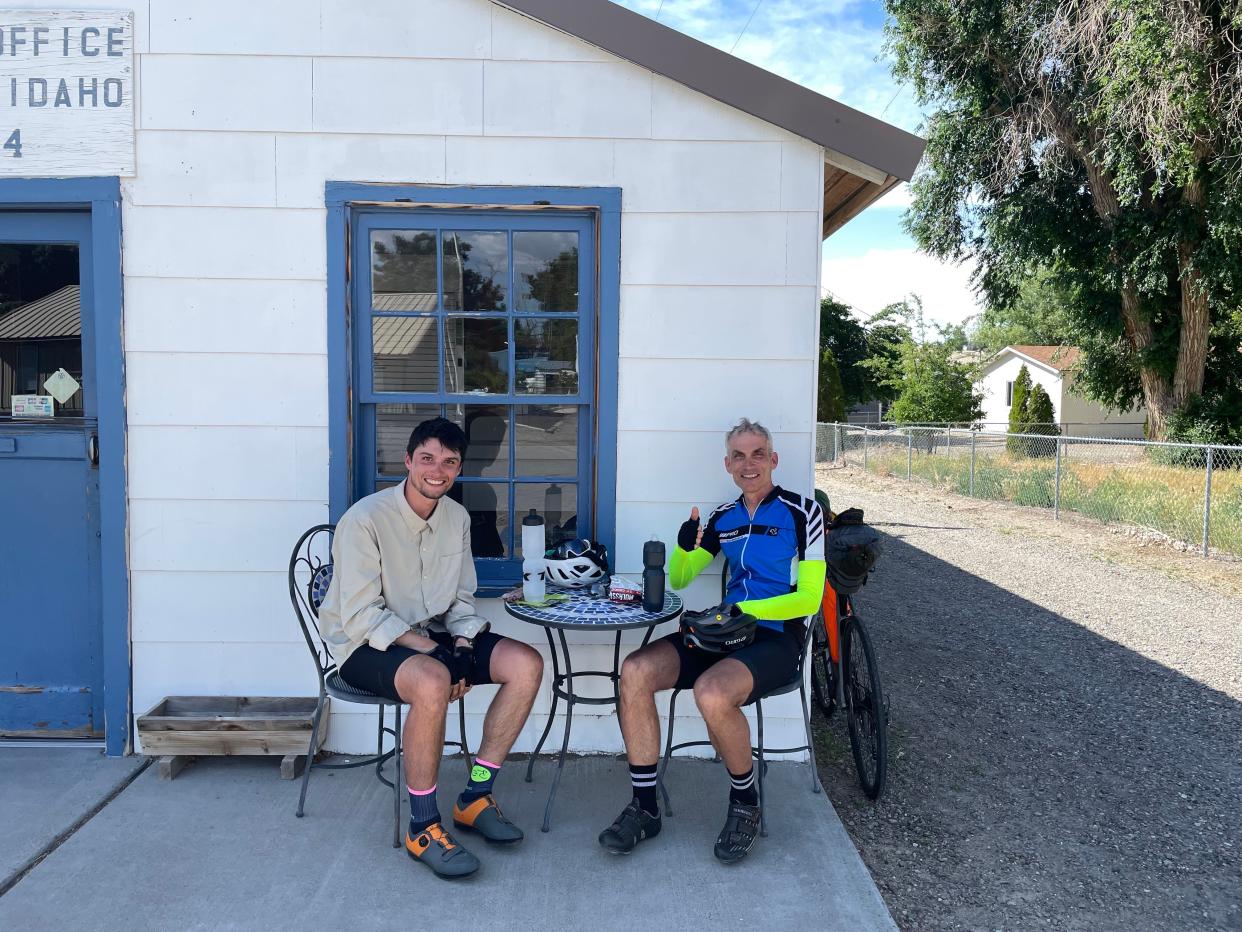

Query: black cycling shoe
[
  {"left": 598, "top": 799, "right": 662, "bottom": 855},
  {"left": 714, "top": 801, "right": 761, "bottom": 863}
]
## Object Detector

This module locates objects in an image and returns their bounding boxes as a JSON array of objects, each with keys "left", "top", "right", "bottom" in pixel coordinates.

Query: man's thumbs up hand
[{"left": 678, "top": 507, "right": 702, "bottom": 552}]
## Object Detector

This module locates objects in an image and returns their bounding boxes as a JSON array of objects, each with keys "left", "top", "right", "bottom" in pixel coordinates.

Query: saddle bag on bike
[{"left": 826, "top": 508, "right": 882, "bottom": 594}]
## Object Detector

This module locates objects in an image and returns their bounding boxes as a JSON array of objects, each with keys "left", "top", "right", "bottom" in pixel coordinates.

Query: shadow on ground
[{"left": 812, "top": 529, "right": 1241, "bottom": 931}]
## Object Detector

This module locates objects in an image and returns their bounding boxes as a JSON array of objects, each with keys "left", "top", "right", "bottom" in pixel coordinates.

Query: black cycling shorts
[
  {"left": 338, "top": 630, "right": 504, "bottom": 704},
  {"left": 659, "top": 621, "right": 806, "bottom": 704}
]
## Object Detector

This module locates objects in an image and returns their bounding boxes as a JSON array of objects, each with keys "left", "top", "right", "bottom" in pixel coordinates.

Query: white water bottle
[{"left": 521, "top": 509, "right": 546, "bottom": 602}]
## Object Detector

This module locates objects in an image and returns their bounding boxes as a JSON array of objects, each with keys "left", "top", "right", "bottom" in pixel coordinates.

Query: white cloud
[
  {"left": 871, "top": 182, "right": 913, "bottom": 209},
  {"left": 821, "top": 248, "right": 982, "bottom": 328}
]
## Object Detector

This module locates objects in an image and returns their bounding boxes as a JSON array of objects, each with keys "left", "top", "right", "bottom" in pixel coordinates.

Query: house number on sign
[{"left": 4, "top": 130, "right": 21, "bottom": 157}]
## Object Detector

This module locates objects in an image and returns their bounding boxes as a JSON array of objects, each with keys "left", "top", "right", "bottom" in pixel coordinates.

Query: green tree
[
  {"left": 867, "top": 299, "right": 983, "bottom": 423},
  {"left": 817, "top": 345, "right": 846, "bottom": 423},
  {"left": 969, "top": 269, "right": 1077, "bottom": 355},
  {"left": 819, "top": 296, "right": 873, "bottom": 406},
  {"left": 1026, "top": 383, "right": 1060, "bottom": 457},
  {"left": 887, "top": 0, "right": 1242, "bottom": 440},
  {"left": 1007, "top": 365, "right": 1032, "bottom": 454}
]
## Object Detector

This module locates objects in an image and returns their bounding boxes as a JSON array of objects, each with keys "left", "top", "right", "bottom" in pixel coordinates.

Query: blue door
[{"left": 0, "top": 212, "right": 103, "bottom": 737}]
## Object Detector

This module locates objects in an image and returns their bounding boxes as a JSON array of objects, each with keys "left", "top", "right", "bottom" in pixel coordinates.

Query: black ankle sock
[
  {"left": 728, "top": 766, "right": 758, "bottom": 806},
  {"left": 630, "top": 763, "right": 659, "bottom": 816},
  {"left": 408, "top": 784, "right": 440, "bottom": 836}
]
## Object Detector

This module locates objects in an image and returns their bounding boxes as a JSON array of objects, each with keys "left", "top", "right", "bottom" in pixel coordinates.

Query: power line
[
  {"left": 880, "top": 85, "right": 904, "bottom": 119},
  {"left": 730, "top": 0, "right": 764, "bottom": 53},
  {"left": 654, "top": 0, "right": 665, "bottom": 21}
]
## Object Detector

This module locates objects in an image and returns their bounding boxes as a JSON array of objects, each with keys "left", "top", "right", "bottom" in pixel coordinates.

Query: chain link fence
[{"left": 816, "top": 423, "right": 1242, "bottom": 559}]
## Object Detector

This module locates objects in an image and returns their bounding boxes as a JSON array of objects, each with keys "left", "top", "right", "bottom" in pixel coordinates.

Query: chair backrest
[{"left": 288, "top": 523, "right": 336, "bottom": 682}]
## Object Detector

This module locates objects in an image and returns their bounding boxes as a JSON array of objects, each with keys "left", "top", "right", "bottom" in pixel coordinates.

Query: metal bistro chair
[
  {"left": 656, "top": 582, "right": 822, "bottom": 837},
  {"left": 289, "top": 523, "right": 469, "bottom": 848}
]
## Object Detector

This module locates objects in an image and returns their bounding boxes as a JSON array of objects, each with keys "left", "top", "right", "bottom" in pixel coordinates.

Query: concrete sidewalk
[
  {"left": 1, "top": 747, "right": 145, "bottom": 886},
  {"left": 1, "top": 752, "right": 894, "bottom": 931}
]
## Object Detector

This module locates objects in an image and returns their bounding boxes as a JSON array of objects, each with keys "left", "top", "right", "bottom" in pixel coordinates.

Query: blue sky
[{"left": 612, "top": 0, "right": 981, "bottom": 327}]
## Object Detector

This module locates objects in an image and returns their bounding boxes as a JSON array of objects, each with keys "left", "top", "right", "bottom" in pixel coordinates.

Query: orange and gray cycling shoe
[
  {"left": 405, "top": 822, "right": 480, "bottom": 879},
  {"left": 452, "top": 794, "right": 524, "bottom": 845}
]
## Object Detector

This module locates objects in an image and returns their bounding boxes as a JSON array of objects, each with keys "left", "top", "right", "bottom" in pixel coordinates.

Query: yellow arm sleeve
[
  {"left": 668, "top": 545, "right": 713, "bottom": 590},
  {"left": 736, "top": 560, "right": 826, "bottom": 622}
]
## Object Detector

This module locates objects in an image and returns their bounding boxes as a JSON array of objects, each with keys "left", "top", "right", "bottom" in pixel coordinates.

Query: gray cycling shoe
[
  {"left": 453, "top": 794, "right": 524, "bottom": 845},
  {"left": 714, "top": 801, "right": 761, "bottom": 863},
  {"left": 598, "top": 799, "right": 662, "bottom": 854},
  {"left": 405, "top": 823, "right": 480, "bottom": 879}
]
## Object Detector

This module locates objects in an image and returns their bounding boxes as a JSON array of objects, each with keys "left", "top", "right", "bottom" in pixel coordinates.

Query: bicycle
[{"left": 809, "top": 491, "right": 888, "bottom": 800}]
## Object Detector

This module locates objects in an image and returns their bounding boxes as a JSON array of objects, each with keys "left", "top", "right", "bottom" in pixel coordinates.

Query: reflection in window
[
  {"left": 371, "top": 231, "right": 436, "bottom": 310},
  {"left": 515, "top": 483, "right": 577, "bottom": 556},
  {"left": 375, "top": 403, "right": 442, "bottom": 474},
  {"left": 0, "top": 244, "right": 83, "bottom": 416},
  {"left": 458, "top": 405, "right": 508, "bottom": 478},
  {"left": 516, "top": 405, "right": 576, "bottom": 477},
  {"left": 444, "top": 318, "right": 508, "bottom": 394},
  {"left": 515, "top": 318, "right": 578, "bottom": 395},
  {"left": 373, "top": 317, "right": 439, "bottom": 393},
  {"left": 450, "top": 481, "right": 510, "bottom": 558},
  {"left": 514, "top": 232, "right": 578, "bottom": 311},
  {"left": 443, "top": 231, "right": 507, "bottom": 311}
]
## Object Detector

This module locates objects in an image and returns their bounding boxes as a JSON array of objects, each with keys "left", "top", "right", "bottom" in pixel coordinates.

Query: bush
[
  {"left": 1007, "top": 366, "right": 1032, "bottom": 455},
  {"left": 1025, "top": 384, "right": 1060, "bottom": 458}
]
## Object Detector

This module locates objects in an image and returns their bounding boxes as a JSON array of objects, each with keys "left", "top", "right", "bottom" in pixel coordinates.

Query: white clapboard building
[{"left": 0, "top": 0, "right": 922, "bottom": 759}]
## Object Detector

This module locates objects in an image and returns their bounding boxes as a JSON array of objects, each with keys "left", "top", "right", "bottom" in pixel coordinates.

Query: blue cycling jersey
[{"left": 699, "top": 486, "right": 826, "bottom": 631}]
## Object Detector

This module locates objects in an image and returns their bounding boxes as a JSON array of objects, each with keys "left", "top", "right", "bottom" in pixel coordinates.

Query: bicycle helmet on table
[{"left": 543, "top": 538, "right": 610, "bottom": 588}]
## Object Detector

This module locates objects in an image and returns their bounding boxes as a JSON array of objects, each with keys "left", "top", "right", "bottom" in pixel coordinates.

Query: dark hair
[{"left": 406, "top": 417, "right": 467, "bottom": 458}]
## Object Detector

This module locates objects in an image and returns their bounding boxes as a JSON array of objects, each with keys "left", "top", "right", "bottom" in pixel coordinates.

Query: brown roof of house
[
  {"left": 498, "top": 0, "right": 925, "bottom": 239},
  {"left": 1009, "top": 345, "right": 1081, "bottom": 372}
]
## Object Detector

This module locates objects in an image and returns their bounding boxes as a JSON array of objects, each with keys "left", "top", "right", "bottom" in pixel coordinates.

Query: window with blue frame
[{"left": 352, "top": 208, "right": 597, "bottom": 591}]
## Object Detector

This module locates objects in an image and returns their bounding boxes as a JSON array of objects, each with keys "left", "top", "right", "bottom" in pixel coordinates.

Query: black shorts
[
  {"left": 661, "top": 621, "right": 806, "bottom": 704},
  {"left": 338, "top": 630, "right": 505, "bottom": 704}
]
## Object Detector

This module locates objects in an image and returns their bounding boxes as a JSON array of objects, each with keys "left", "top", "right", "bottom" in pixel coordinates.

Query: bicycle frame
[{"left": 820, "top": 580, "right": 851, "bottom": 710}]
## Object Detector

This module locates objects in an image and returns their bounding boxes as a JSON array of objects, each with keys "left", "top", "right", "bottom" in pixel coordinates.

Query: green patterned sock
[{"left": 460, "top": 757, "right": 500, "bottom": 804}]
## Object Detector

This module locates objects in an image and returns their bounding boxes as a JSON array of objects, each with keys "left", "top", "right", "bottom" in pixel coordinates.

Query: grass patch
[{"left": 862, "top": 449, "right": 1241, "bottom": 556}]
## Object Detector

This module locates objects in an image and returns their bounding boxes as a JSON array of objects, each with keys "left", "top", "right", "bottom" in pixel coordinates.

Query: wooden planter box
[{"left": 137, "top": 696, "right": 326, "bottom": 780}]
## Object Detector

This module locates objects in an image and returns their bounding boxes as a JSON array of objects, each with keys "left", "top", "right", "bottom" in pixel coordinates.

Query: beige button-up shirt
[{"left": 317, "top": 481, "right": 487, "bottom": 669}]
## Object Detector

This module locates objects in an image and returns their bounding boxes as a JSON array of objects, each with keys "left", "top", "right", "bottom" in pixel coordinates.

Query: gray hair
[{"left": 725, "top": 418, "right": 772, "bottom": 449}]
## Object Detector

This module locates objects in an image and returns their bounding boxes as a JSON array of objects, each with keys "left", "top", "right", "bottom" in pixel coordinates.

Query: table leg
[
  {"left": 526, "top": 625, "right": 561, "bottom": 784},
  {"left": 541, "top": 627, "right": 576, "bottom": 833},
  {"left": 611, "top": 630, "right": 623, "bottom": 709}
]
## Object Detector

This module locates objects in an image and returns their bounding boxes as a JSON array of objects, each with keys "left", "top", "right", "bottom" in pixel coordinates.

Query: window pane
[
  {"left": 371, "top": 231, "right": 437, "bottom": 311},
  {"left": 450, "top": 482, "right": 510, "bottom": 558},
  {"left": 375, "top": 404, "right": 442, "bottom": 475},
  {"left": 0, "top": 244, "right": 82, "bottom": 416},
  {"left": 515, "top": 318, "right": 578, "bottom": 395},
  {"left": 515, "top": 483, "right": 577, "bottom": 556},
  {"left": 373, "top": 317, "right": 439, "bottom": 392},
  {"left": 446, "top": 404, "right": 509, "bottom": 478},
  {"left": 442, "top": 231, "right": 507, "bottom": 311},
  {"left": 514, "top": 231, "right": 578, "bottom": 312},
  {"left": 444, "top": 318, "right": 508, "bottom": 394},
  {"left": 516, "top": 405, "right": 577, "bottom": 477}
]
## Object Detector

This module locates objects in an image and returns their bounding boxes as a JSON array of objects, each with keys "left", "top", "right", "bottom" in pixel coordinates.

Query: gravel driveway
[{"left": 811, "top": 466, "right": 1242, "bottom": 931}]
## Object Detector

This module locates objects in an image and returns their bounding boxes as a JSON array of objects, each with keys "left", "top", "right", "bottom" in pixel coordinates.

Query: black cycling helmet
[
  {"left": 543, "top": 538, "right": 610, "bottom": 588},
  {"left": 826, "top": 508, "right": 882, "bottom": 594},
  {"left": 681, "top": 603, "right": 757, "bottom": 653}
]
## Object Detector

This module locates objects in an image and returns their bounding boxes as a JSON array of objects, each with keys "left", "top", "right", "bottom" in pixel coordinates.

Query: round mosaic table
[{"left": 504, "top": 588, "right": 683, "bottom": 832}]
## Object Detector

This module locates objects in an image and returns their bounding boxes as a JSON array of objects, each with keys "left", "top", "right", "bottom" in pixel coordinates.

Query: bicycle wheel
[
  {"left": 810, "top": 618, "right": 837, "bottom": 719},
  {"left": 843, "top": 614, "right": 888, "bottom": 800}
]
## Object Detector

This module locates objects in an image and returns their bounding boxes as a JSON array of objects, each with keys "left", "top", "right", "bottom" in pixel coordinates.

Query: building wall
[
  {"left": 107, "top": 0, "right": 826, "bottom": 757},
  {"left": 1058, "top": 374, "right": 1147, "bottom": 438},
  {"left": 977, "top": 355, "right": 1063, "bottom": 426}
]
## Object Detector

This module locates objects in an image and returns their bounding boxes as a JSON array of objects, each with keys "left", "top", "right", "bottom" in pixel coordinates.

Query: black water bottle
[{"left": 642, "top": 538, "right": 666, "bottom": 612}]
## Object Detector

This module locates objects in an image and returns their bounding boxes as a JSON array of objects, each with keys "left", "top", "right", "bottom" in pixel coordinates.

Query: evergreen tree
[
  {"left": 817, "top": 346, "right": 846, "bottom": 423},
  {"left": 1026, "top": 383, "right": 1060, "bottom": 458},
  {"left": 1007, "top": 365, "right": 1032, "bottom": 455}
]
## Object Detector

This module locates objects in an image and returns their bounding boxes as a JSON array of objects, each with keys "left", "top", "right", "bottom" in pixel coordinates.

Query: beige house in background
[{"left": 975, "top": 345, "right": 1147, "bottom": 438}]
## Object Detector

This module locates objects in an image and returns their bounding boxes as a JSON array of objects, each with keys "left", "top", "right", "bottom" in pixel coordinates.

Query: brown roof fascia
[{"left": 498, "top": 0, "right": 926, "bottom": 182}]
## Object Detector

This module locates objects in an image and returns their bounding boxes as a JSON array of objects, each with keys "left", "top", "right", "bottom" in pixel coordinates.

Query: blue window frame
[{"left": 326, "top": 184, "right": 621, "bottom": 595}]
